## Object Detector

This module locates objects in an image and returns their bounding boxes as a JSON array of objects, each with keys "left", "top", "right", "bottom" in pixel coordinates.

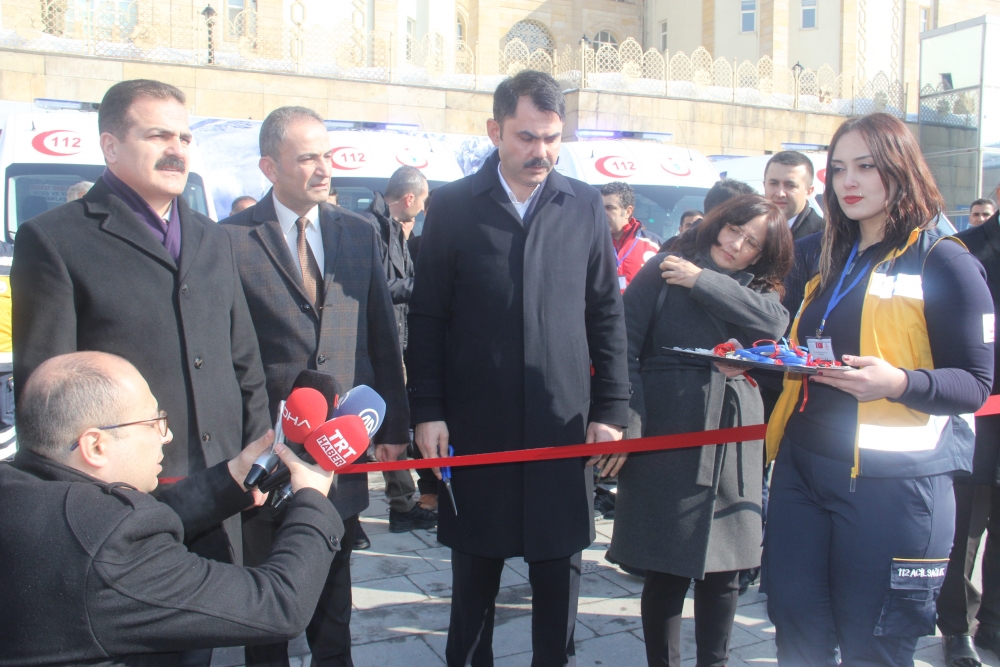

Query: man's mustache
[
  {"left": 523, "top": 157, "right": 552, "bottom": 169},
  {"left": 154, "top": 155, "right": 187, "bottom": 172}
]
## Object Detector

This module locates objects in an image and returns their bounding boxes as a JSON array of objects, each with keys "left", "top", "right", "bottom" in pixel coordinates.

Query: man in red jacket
[{"left": 601, "top": 182, "right": 663, "bottom": 292}]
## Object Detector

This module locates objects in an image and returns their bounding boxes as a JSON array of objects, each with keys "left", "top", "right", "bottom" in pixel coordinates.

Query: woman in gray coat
[{"left": 605, "top": 195, "right": 793, "bottom": 667}]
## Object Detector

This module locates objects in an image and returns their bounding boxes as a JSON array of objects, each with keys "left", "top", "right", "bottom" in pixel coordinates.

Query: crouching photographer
[{"left": 0, "top": 351, "right": 344, "bottom": 665}]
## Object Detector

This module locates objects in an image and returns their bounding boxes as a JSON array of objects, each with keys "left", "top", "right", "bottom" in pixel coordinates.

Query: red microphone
[
  {"left": 304, "top": 415, "right": 369, "bottom": 471},
  {"left": 281, "top": 387, "right": 329, "bottom": 444}
]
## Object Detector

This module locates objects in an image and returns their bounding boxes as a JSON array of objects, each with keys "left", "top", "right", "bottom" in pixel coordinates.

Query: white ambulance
[
  {"left": 190, "top": 119, "right": 465, "bottom": 222},
  {"left": 1, "top": 100, "right": 217, "bottom": 242},
  {"left": 555, "top": 136, "right": 719, "bottom": 240}
]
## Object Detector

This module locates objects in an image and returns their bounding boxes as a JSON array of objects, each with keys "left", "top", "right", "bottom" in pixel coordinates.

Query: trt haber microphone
[
  {"left": 332, "top": 385, "right": 385, "bottom": 438},
  {"left": 304, "top": 415, "right": 370, "bottom": 471},
  {"left": 243, "top": 399, "right": 286, "bottom": 489},
  {"left": 255, "top": 370, "right": 342, "bottom": 494},
  {"left": 280, "top": 387, "right": 329, "bottom": 443}
]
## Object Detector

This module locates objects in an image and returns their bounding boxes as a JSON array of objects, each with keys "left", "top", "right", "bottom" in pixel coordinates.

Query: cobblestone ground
[{"left": 210, "top": 473, "right": 997, "bottom": 667}]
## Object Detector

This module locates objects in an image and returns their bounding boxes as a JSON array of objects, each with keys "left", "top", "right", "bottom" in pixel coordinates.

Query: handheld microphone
[
  {"left": 270, "top": 415, "right": 370, "bottom": 508},
  {"left": 332, "top": 385, "right": 385, "bottom": 438},
  {"left": 247, "top": 370, "right": 341, "bottom": 491},
  {"left": 243, "top": 399, "right": 286, "bottom": 489}
]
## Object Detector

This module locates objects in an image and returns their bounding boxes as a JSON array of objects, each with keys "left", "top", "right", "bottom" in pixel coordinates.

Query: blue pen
[{"left": 442, "top": 445, "right": 457, "bottom": 515}]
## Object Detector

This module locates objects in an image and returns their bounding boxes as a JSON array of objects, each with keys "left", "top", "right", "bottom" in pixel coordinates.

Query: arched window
[
  {"left": 593, "top": 30, "right": 617, "bottom": 47},
  {"left": 456, "top": 15, "right": 466, "bottom": 42},
  {"left": 505, "top": 20, "right": 555, "bottom": 53}
]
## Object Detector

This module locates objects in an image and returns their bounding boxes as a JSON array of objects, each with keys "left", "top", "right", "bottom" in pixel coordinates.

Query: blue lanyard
[
  {"left": 616, "top": 236, "right": 641, "bottom": 268},
  {"left": 817, "top": 240, "right": 872, "bottom": 336}
]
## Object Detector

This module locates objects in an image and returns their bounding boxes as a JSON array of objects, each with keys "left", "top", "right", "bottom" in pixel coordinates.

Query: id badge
[
  {"left": 806, "top": 337, "right": 835, "bottom": 361},
  {"left": 618, "top": 275, "right": 628, "bottom": 291}
]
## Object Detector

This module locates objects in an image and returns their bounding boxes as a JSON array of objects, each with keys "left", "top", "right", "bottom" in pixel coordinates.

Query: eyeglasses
[
  {"left": 723, "top": 223, "right": 763, "bottom": 254},
  {"left": 70, "top": 410, "right": 169, "bottom": 450}
]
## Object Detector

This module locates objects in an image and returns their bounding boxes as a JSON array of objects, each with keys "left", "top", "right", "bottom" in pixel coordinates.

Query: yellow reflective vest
[{"left": 766, "top": 229, "right": 976, "bottom": 478}]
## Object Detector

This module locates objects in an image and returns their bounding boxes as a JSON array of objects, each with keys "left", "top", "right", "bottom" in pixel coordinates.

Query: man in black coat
[
  {"left": 222, "top": 106, "right": 409, "bottom": 667},
  {"left": 763, "top": 150, "right": 824, "bottom": 241},
  {"left": 408, "top": 71, "right": 631, "bottom": 666},
  {"left": 11, "top": 80, "right": 271, "bottom": 571},
  {"left": 0, "top": 351, "right": 343, "bottom": 666},
  {"left": 360, "top": 167, "right": 440, "bottom": 528},
  {"left": 937, "top": 210, "right": 1000, "bottom": 665}
]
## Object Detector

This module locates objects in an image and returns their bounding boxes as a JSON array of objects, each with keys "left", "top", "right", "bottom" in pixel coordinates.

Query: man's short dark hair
[
  {"left": 493, "top": 70, "right": 565, "bottom": 129},
  {"left": 18, "top": 352, "right": 132, "bottom": 460},
  {"left": 681, "top": 209, "right": 704, "bottom": 223},
  {"left": 765, "top": 151, "right": 815, "bottom": 184},
  {"left": 98, "top": 79, "right": 186, "bottom": 140},
  {"left": 259, "top": 106, "right": 324, "bottom": 161},
  {"left": 704, "top": 178, "right": 757, "bottom": 214},
  {"left": 384, "top": 166, "right": 428, "bottom": 200},
  {"left": 600, "top": 182, "right": 635, "bottom": 210},
  {"left": 971, "top": 198, "right": 997, "bottom": 210},
  {"left": 230, "top": 195, "right": 257, "bottom": 213}
]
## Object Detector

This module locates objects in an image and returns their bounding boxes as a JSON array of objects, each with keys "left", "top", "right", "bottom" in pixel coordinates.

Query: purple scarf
[{"left": 102, "top": 168, "right": 182, "bottom": 263}]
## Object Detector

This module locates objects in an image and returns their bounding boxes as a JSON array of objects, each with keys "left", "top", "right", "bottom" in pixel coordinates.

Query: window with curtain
[
  {"left": 741, "top": 0, "right": 756, "bottom": 33},
  {"left": 660, "top": 21, "right": 668, "bottom": 52},
  {"left": 801, "top": 0, "right": 817, "bottom": 29}
]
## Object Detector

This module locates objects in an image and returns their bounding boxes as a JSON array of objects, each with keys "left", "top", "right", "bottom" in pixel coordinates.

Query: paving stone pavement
[{"left": 209, "top": 473, "right": 999, "bottom": 667}]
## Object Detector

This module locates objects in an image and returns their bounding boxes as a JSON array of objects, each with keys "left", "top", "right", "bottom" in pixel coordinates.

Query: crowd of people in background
[{"left": 3, "top": 69, "right": 1000, "bottom": 667}]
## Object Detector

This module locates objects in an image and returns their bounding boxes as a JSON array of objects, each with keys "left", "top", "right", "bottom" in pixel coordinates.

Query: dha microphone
[
  {"left": 245, "top": 370, "right": 341, "bottom": 490},
  {"left": 333, "top": 385, "right": 385, "bottom": 438}
]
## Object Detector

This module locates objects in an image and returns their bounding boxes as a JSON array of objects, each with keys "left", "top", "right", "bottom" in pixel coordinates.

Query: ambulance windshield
[{"left": 5, "top": 164, "right": 210, "bottom": 240}]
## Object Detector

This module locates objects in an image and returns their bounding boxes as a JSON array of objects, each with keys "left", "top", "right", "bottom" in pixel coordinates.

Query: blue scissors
[{"left": 442, "top": 445, "right": 457, "bottom": 515}]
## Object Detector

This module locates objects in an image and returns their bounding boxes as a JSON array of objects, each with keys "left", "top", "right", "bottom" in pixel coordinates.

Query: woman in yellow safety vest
[{"left": 762, "top": 113, "right": 995, "bottom": 666}]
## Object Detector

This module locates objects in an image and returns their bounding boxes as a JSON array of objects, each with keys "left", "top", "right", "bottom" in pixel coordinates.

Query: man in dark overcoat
[
  {"left": 222, "top": 106, "right": 409, "bottom": 667},
  {"left": 937, "top": 209, "right": 1000, "bottom": 664},
  {"left": 407, "top": 70, "right": 631, "bottom": 667},
  {"left": 11, "top": 80, "right": 270, "bottom": 577}
]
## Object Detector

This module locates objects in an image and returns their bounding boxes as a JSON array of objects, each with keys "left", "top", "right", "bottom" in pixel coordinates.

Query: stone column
[
  {"left": 840, "top": 0, "right": 858, "bottom": 88},
  {"left": 702, "top": 0, "right": 715, "bottom": 55},
  {"left": 759, "top": 0, "right": 789, "bottom": 69},
  {"left": 901, "top": 0, "right": 920, "bottom": 113}
]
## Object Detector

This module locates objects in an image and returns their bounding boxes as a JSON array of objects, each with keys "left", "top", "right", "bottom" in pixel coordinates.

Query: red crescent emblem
[
  {"left": 661, "top": 159, "right": 691, "bottom": 177},
  {"left": 595, "top": 155, "right": 636, "bottom": 178},
  {"left": 817, "top": 168, "right": 827, "bottom": 183},
  {"left": 396, "top": 149, "right": 429, "bottom": 169},
  {"left": 31, "top": 130, "right": 83, "bottom": 156},
  {"left": 330, "top": 146, "right": 365, "bottom": 170}
]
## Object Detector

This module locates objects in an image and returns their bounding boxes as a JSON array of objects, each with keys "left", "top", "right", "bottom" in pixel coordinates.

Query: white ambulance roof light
[
  {"left": 34, "top": 98, "right": 100, "bottom": 112},
  {"left": 780, "top": 142, "right": 829, "bottom": 151},
  {"left": 576, "top": 129, "right": 674, "bottom": 142}
]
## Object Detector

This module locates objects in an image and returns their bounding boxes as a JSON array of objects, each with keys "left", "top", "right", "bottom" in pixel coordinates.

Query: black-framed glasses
[
  {"left": 70, "top": 410, "right": 169, "bottom": 450},
  {"left": 723, "top": 223, "right": 763, "bottom": 253}
]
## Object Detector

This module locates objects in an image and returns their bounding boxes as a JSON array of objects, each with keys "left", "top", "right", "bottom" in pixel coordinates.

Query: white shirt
[
  {"left": 274, "top": 196, "right": 324, "bottom": 276},
  {"left": 497, "top": 162, "right": 542, "bottom": 220}
]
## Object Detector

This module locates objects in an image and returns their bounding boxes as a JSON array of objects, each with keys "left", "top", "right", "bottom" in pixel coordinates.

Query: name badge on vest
[
  {"left": 619, "top": 275, "right": 627, "bottom": 291},
  {"left": 806, "top": 337, "right": 836, "bottom": 362}
]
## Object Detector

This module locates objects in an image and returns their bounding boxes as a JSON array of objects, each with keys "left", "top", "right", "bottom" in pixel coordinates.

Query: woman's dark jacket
[{"left": 609, "top": 252, "right": 789, "bottom": 578}]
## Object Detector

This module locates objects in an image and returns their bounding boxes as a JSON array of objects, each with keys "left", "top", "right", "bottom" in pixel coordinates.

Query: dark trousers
[
  {"left": 938, "top": 483, "right": 1000, "bottom": 634},
  {"left": 641, "top": 570, "right": 740, "bottom": 667},
  {"left": 243, "top": 510, "right": 359, "bottom": 667},
  {"left": 763, "top": 441, "right": 955, "bottom": 667},
  {"left": 446, "top": 550, "right": 581, "bottom": 667}
]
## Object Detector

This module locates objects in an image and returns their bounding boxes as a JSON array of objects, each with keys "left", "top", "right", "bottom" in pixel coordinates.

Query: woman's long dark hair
[
  {"left": 819, "top": 113, "right": 945, "bottom": 287},
  {"left": 675, "top": 194, "right": 793, "bottom": 294}
]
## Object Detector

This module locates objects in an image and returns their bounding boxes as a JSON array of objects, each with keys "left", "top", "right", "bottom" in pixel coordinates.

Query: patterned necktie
[{"left": 296, "top": 216, "right": 322, "bottom": 309}]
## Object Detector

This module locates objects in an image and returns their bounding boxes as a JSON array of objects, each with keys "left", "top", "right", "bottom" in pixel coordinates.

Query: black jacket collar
[
  {"left": 82, "top": 177, "right": 205, "bottom": 281},
  {"left": 470, "top": 150, "right": 575, "bottom": 230},
  {"left": 12, "top": 448, "right": 113, "bottom": 486}
]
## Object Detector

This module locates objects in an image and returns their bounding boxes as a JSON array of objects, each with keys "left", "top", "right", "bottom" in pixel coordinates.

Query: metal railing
[{"left": 1, "top": 1, "right": 906, "bottom": 117}]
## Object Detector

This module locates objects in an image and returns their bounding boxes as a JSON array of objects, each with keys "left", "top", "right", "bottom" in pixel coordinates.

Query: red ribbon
[
  {"left": 157, "top": 395, "right": 1000, "bottom": 483},
  {"left": 335, "top": 394, "right": 1000, "bottom": 475}
]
